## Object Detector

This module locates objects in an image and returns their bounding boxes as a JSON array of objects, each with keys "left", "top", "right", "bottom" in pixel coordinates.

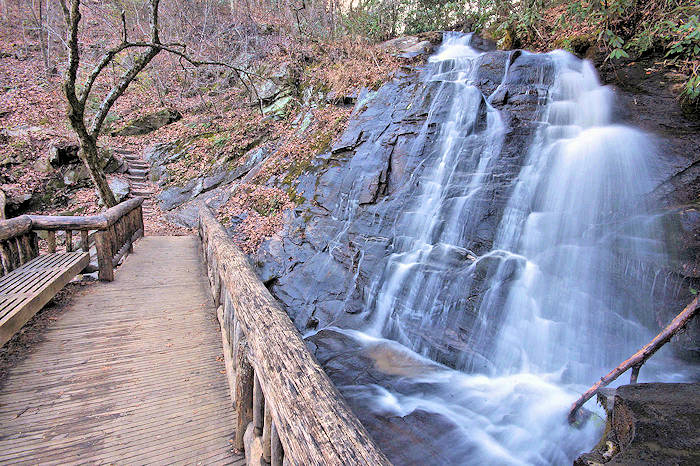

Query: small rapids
[{"left": 306, "top": 33, "right": 695, "bottom": 464}]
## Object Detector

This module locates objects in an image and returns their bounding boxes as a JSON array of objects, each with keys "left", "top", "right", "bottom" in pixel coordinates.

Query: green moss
[
  {"left": 286, "top": 185, "right": 306, "bottom": 206},
  {"left": 555, "top": 34, "right": 594, "bottom": 55},
  {"left": 253, "top": 194, "right": 284, "bottom": 217}
]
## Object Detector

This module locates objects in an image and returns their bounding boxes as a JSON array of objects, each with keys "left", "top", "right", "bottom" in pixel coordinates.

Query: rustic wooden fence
[
  {"left": 0, "top": 197, "right": 144, "bottom": 281},
  {"left": 198, "top": 206, "right": 391, "bottom": 466}
]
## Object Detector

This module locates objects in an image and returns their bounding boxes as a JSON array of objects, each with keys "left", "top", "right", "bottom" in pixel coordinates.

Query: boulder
[
  {"left": 398, "top": 40, "right": 433, "bottom": 59},
  {"left": 63, "top": 165, "right": 90, "bottom": 187},
  {"left": 379, "top": 36, "right": 436, "bottom": 59},
  {"left": 99, "top": 149, "right": 125, "bottom": 174},
  {"left": 48, "top": 142, "right": 80, "bottom": 167},
  {"left": 112, "top": 109, "right": 182, "bottom": 136},
  {"left": 34, "top": 157, "right": 54, "bottom": 174},
  {"left": 263, "top": 95, "right": 293, "bottom": 119},
  {"left": 101, "top": 178, "right": 130, "bottom": 204},
  {"left": 157, "top": 178, "right": 201, "bottom": 211},
  {"left": 6, "top": 192, "right": 32, "bottom": 211},
  {"left": 575, "top": 383, "right": 700, "bottom": 465},
  {"left": 379, "top": 36, "right": 423, "bottom": 53}
]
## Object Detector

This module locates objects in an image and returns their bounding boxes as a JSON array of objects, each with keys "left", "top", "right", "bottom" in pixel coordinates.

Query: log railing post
[
  {"left": 66, "top": 230, "right": 73, "bottom": 252},
  {"left": 234, "top": 333, "right": 254, "bottom": 451},
  {"left": 81, "top": 230, "right": 89, "bottom": 252},
  {"left": 270, "top": 421, "right": 283, "bottom": 466},
  {"left": 253, "top": 374, "right": 264, "bottom": 437},
  {"left": 95, "top": 229, "right": 115, "bottom": 281},
  {"left": 137, "top": 205, "right": 144, "bottom": 235},
  {"left": 47, "top": 230, "right": 56, "bottom": 253},
  {"left": 262, "top": 402, "right": 272, "bottom": 463},
  {"left": 629, "top": 364, "right": 641, "bottom": 384},
  {"left": 0, "top": 243, "right": 11, "bottom": 275}
]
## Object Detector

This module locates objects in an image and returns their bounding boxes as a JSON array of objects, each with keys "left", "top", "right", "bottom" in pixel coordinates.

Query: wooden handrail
[
  {"left": 568, "top": 295, "right": 700, "bottom": 424},
  {"left": 28, "top": 197, "right": 144, "bottom": 231},
  {"left": 0, "top": 215, "right": 33, "bottom": 242},
  {"left": 0, "top": 197, "right": 145, "bottom": 280},
  {"left": 198, "top": 206, "right": 391, "bottom": 466}
]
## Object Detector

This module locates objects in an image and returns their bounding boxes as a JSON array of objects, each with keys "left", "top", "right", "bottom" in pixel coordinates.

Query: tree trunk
[{"left": 79, "top": 138, "right": 117, "bottom": 207}]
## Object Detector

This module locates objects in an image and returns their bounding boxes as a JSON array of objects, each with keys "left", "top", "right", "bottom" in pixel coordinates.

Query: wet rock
[
  {"left": 602, "top": 58, "right": 700, "bottom": 355},
  {"left": 305, "top": 329, "right": 483, "bottom": 465},
  {"left": 112, "top": 108, "right": 182, "bottom": 136},
  {"left": 469, "top": 34, "right": 497, "bottom": 52},
  {"left": 254, "top": 38, "right": 554, "bottom": 348}
]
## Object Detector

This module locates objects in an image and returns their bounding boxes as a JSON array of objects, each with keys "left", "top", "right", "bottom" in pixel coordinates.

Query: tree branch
[{"left": 89, "top": 0, "right": 162, "bottom": 138}]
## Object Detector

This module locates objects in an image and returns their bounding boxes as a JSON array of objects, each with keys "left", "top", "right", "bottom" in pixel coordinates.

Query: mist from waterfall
[{"left": 310, "top": 33, "right": 691, "bottom": 464}]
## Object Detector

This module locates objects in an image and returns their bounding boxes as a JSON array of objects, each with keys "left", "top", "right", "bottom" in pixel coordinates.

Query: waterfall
[
  {"left": 310, "top": 33, "right": 693, "bottom": 464},
  {"left": 465, "top": 51, "right": 668, "bottom": 383}
]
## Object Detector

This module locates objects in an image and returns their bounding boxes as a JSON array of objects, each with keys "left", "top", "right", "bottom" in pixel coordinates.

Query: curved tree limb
[{"left": 568, "top": 295, "right": 699, "bottom": 424}]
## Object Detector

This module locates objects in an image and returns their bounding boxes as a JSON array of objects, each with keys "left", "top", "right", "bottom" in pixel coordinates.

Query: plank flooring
[{"left": 0, "top": 236, "right": 243, "bottom": 465}]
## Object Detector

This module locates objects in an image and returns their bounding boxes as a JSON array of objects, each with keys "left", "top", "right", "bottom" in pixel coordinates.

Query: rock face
[
  {"left": 246, "top": 44, "right": 700, "bottom": 364},
  {"left": 255, "top": 46, "right": 558, "bottom": 361},
  {"left": 113, "top": 108, "right": 182, "bottom": 136},
  {"left": 148, "top": 137, "right": 273, "bottom": 228},
  {"left": 142, "top": 34, "right": 699, "bottom": 464},
  {"left": 576, "top": 383, "right": 700, "bottom": 465}
]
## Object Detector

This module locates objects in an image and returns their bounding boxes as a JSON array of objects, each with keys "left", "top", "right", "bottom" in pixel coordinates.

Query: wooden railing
[
  {"left": 568, "top": 295, "right": 700, "bottom": 423},
  {"left": 198, "top": 206, "right": 391, "bottom": 466},
  {"left": 0, "top": 197, "right": 145, "bottom": 281}
]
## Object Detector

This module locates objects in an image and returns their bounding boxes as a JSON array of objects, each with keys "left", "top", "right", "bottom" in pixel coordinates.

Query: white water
[{"left": 314, "top": 33, "right": 690, "bottom": 464}]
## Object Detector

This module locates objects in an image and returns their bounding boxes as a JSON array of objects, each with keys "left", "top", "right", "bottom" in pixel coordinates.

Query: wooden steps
[
  {"left": 120, "top": 149, "right": 155, "bottom": 214},
  {"left": 0, "top": 236, "right": 243, "bottom": 465}
]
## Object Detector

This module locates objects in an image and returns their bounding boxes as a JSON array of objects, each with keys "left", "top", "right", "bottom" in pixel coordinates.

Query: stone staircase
[{"left": 115, "top": 149, "right": 155, "bottom": 216}]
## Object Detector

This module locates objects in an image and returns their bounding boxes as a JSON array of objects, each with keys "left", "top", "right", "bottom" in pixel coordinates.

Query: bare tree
[
  {"left": 59, "top": 0, "right": 167, "bottom": 206},
  {"left": 59, "top": 0, "right": 261, "bottom": 207}
]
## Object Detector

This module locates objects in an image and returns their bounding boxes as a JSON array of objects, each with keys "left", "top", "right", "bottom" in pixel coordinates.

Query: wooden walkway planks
[{"left": 0, "top": 236, "right": 243, "bottom": 465}]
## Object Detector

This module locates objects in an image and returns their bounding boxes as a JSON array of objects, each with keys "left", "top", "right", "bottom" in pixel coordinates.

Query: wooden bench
[
  {"left": 0, "top": 197, "right": 145, "bottom": 347},
  {"left": 0, "top": 251, "right": 89, "bottom": 346}
]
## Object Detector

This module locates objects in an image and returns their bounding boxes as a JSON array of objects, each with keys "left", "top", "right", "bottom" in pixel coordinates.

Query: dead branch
[{"left": 568, "top": 295, "right": 699, "bottom": 424}]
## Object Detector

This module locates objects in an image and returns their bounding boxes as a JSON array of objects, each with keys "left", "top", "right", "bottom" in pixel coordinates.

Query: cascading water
[
  {"left": 366, "top": 33, "right": 506, "bottom": 346},
  {"left": 305, "top": 33, "right": 694, "bottom": 464},
  {"left": 472, "top": 51, "right": 668, "bottom": 382}
]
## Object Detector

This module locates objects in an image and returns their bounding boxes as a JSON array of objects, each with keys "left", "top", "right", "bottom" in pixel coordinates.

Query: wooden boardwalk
[{"left": 0, "top": 236, "right": 243, "bottom": 465}]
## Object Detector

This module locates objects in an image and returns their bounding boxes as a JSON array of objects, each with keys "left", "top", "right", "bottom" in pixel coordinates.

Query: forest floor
[{"left": 0, "top": 4, "right": 403, "bottom": 244}]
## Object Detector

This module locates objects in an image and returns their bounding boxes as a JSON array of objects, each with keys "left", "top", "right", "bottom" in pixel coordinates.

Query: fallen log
[{"left": 568, "top": 295, "right": 699, "bottom": 424}]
